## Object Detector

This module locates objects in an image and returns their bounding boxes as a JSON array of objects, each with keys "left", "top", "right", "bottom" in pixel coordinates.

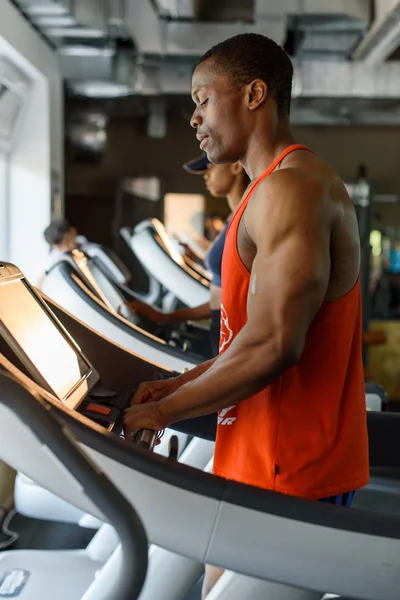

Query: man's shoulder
[{"left": 248, "top": 166, "right": 327, "bottom": 217}]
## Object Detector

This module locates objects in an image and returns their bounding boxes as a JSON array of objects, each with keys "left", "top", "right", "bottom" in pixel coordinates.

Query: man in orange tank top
[{"left": 124, "top": 33, "right": 369, "bottom": 597}]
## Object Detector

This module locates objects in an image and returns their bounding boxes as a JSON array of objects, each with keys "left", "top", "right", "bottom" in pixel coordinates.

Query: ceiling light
[
  {"left": 46, "top": 27, "right": 105, "bottom": 38},
  {"left": 58, "top": 46, "right": 115, "bottom": 57},
  {"left": 71, "top": 82, "right": 132, "bottom": 98},
  {"left": 33, "top": 15, "right": 76, "bottom": 27},
  {"left": 24, "top": 4, "right": 70, "bottom": 17}
]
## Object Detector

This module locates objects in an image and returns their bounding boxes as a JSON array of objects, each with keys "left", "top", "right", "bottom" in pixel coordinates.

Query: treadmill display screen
[{"left": 0, "top": 278, "right": 92, "bottom": 405}]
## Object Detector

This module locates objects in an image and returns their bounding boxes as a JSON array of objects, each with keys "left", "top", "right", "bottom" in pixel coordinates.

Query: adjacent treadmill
[
  {"left": 41, "top": 254, "right": 206, "bottom": 372},
  {"left": 83, "top": 241, "right": 162, "bottom": 306},
  {"left": 1, "top": 260, "right": 400, "bottom": 600},
  {"left": 124, "top": 219, "right": 210, "bottom": 308},
  {"left": 82, "top": 242, "right": 132, "bottom": 287},
  {"left": 75, "top": 248, "right": 212, "bottom": 358}
]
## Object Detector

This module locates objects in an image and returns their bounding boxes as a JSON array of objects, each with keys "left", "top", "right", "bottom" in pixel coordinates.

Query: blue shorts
[{"left": 319, "top": 491, "right": 355, "bottom": 507}]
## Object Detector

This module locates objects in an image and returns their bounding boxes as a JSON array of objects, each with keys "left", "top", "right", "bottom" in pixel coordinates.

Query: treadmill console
[
  {"left": 0, "top": 262, "right": 129, "bottom": 432},
  {"left": 68, "top": 250, "right": 140, "bottom": 325}
]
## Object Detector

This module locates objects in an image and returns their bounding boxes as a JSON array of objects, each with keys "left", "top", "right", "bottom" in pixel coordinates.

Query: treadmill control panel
[
  {"left": 80, "top": 401, "right": 120, "bottom": 431},
  {"left": 78, "top": 384, "right": 134, "bottom": 434}
]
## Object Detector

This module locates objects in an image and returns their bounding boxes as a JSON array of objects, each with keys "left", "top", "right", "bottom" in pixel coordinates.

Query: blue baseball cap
[{"left": 183, "top": 153, "right": 209, "bottom": 174}]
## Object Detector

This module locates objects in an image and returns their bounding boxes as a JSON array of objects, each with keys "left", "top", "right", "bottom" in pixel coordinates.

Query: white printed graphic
[
  {"left": 219, "top": 304, "right": 233, "bottom": 352},
  {"left": 218, "top": 405, "right": 237, "bottom": 426},
  {"left": 0, "top": 570, "right": 30, "bottom": 596}
]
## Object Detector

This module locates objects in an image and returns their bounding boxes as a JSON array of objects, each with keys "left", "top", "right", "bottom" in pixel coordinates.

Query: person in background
[
  {"left": 44, "top": 218, "right": 84, "bottom": 254},
  {"left": 131, "top": 153, "right": 250, "bottom": 355},
  {"left": 184, "top": 211, "right": 226, "bottom": 256},
  {"left": 204, "top": 213, "right": 226, "bottom": 243},
  {"left": 38, "top": 219, "right": 88, "bottom": 288}
]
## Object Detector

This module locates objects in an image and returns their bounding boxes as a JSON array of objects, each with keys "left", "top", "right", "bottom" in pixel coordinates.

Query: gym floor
[{"left": 0, "top": 511, "right": 204, "bottom": 599}]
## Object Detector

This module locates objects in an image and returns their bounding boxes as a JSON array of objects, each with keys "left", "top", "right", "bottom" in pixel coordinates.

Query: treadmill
[
  {"left": 83, "top": 241, "right": 163, "bottom": 307},
  {"left": 0, "top": 261, "right": 213, "bottom": 599},
  {"left": 124, "top": 219, "right": 210, "bottom": 308},
  {"left": 41, "top": 253, "right": 207, "bottom": 372},
  {"left": 1, "top": 261, "right": 400, "bottom": 600},
  {"left": 72, "top": 248, "right": 212, "bottom": 358},
  {"left": 0, "top": 260, "right": 214, "bottom": 445},
  {"left": 0, "top": 261, "right": 213, "bottom": 582},
  {"left": 1, "top": 341, "right": 400, "bottom": 599},
  {"left": 82, "top": 242, "right": 132, "bottom": 287}
]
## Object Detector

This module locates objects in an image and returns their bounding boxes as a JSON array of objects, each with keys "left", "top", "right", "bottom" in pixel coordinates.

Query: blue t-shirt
[{"left": 204, "top": 221, "right": 229, "bottom": 288}]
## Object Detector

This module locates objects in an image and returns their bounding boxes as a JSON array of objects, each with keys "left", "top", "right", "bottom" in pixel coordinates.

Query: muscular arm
[
  {"left": 159, "top": 172, "right": 332, "bottom": 424},
  {"left": 174, "top": 356, "right": 217, "bottom": 385}
]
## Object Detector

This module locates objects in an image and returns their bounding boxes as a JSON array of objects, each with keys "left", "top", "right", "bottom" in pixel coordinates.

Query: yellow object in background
[{"left": 368, "top": 320, "right": 400, "bottom": 401}]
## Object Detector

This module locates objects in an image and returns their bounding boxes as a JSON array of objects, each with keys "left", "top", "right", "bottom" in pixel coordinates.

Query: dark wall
[
  {"left": 66, "top": 116, "right": 205, "bottom": 197},
  {"left": 294, "top": 126, "right": 400, "bottom": 194},
  {"left": 66, "top": 111, "right": 207, "bottom": 246},
  {"left": 65, "top": 103, "right": 400, "bottom": 245}
]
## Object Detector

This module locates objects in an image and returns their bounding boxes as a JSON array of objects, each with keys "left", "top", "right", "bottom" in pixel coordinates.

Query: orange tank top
[{"left": 214, "top": 144, "right": 369, "bottom": 500}]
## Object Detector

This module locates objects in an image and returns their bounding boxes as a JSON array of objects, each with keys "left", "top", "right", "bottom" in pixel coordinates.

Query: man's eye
[{"left": 200, "top": 98, "right": 209, "bottom": 107}]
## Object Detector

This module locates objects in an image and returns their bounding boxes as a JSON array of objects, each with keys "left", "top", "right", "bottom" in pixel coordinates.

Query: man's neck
[{"left": 242, "top": 117, "right": 296, "bottom": 180}]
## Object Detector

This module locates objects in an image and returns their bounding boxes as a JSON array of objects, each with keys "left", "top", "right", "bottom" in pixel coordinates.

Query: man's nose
[{"left": 190, "top": 107, "right": 202, "bottom": 129}]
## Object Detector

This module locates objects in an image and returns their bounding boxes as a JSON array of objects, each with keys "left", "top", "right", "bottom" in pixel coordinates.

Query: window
[
  {"left": 164, "top": 193, "right": 205, "bottom": 243},
  {"left": 0, "top": 84, "right": 23, "bottom": 148}
]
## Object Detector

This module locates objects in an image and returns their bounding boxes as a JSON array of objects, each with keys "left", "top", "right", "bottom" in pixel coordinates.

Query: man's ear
[{"left": 245, "top": 79, "right": 268, "bottom": 111}]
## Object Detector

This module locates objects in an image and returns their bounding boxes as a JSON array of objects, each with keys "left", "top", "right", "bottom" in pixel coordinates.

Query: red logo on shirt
[{"left": 219, "top": 304, "right": 233, "bottom": 352}]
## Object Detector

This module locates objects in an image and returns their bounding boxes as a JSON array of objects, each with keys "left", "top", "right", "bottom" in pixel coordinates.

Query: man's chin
[
  {"left": 207, "top": 148, "right": 237, "bottom": 165},
  {"left": 206, "top": 151, "right": 223, "bottom": 165}
]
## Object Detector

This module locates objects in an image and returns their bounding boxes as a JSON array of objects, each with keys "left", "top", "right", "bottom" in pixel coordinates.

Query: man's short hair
[
  {"left": 44, "top": 219, "right": 72, "bottom": 247},
  {"left": 196, "top": 33, "right": 293, "bottom": 116}
]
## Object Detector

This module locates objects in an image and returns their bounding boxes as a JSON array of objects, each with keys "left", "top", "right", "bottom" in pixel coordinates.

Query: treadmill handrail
[
  {"left": 83, "top": 242, "right": 132, "bottom": 285},
  {"left": 365, "top": 382, "right": 389, "bottom": 404},
  {"left": 2, "top": 373, "right": 400, "bottom": 600},
  {"left": 0, "top": 371, "right": 148, "bottom": 600},
  {"left": 50, "top": 397, "right": 400, "bottom": 541},
  {"left": 133, "top": 219, "right": 210, "bottom": 289}
]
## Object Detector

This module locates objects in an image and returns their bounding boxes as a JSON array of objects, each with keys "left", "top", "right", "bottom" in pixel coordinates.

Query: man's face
[{"left": 191, "top": 58, "right": 250, "bottom": 164}]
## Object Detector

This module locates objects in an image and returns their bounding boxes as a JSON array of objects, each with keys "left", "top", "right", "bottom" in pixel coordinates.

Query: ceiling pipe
[{"left": 353, "top": 1, "right": 400, "bottom": 63}]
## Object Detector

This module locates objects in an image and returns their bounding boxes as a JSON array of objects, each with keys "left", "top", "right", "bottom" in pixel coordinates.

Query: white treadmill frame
[
  {"left": 1, "top": 372, "right": 400, "bottom": 600},
  {"left": 41, "top": 262, "right": 200, "bottom": 373},
  {"left": 129, "top": 220, "right": 210, "bottom": 308}
]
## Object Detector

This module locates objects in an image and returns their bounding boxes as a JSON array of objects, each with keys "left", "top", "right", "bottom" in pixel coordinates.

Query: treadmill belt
[{"left": 3, "top": 513, "right": 95, "bottom": 551}]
